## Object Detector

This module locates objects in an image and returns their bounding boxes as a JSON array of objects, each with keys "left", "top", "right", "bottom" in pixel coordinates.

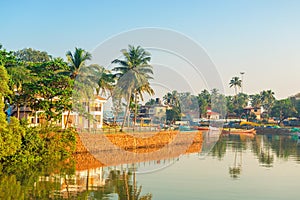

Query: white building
[{"left": 62, "top": 96, "right": 107, "bottom": 130}]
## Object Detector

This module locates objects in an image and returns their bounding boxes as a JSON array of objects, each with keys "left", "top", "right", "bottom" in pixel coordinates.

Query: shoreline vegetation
[{"left": 0, "top": 43, "right": 300, "bottom": 189}]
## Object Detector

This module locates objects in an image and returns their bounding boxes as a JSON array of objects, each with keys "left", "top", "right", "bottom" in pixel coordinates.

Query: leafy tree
[
  {"left": 112, "top": 45, "right": 153, "bottom": 131},
  {"left": 211, "top": 91, "right": 227, "bottom": 118},
  {"left": 234, "top": 93, "right": 249, "bottom": 111},
  {"left": 0, "top": 45, "right": 17, "bottom": 68},
  {"left": 225, "top": 96, "right": 235, "bottom": 118},
  {"left": 14, "top": 48, "right": 51, "bottom": 63},
  {"left": 0, "top": 65, "right": 24, "bottom": 158},
  {"left": 290, "top": 94, "right": 300, "bottom": 118},
  {"left": 24, "top": 58, "right": 73, "bottom": 124},
  {"left": 271, "top": 99, "right": 297, "bottom": 125},
  {"left": 0, "top": 65, "right": 11, "bottom": 97}
]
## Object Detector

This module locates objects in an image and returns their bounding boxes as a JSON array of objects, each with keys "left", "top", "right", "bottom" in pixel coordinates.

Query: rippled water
[{"left": 1, "top": 134, "right": 300, "bottom": 199}]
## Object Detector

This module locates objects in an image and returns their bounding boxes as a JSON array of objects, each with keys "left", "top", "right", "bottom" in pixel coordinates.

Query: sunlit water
[{"left": 1, "top": 134, "right": 300, "bottom": 199}]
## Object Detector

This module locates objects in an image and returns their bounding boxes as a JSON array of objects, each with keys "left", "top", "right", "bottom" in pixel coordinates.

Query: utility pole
[{"left": 240, "top": 72, "right": 245, "bottom": 93}]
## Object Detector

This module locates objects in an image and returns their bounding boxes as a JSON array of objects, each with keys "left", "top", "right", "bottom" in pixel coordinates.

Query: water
[{"left": 1, "top": 134, "right": 300, "bottom": 199}]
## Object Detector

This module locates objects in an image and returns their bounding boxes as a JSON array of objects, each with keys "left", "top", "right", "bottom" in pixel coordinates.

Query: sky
[{"left": 1, "top": 0, "right": 300, "bottom": 99}]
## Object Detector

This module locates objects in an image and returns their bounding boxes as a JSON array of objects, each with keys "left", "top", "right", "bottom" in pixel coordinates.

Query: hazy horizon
[{"left": 1, "top": 0, "right": 300, "bottom": 99}]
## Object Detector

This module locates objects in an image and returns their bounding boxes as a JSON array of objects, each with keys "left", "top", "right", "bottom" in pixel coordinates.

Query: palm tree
[
  {"left": 250, "top": 94, "right": 262, "bottom": 108},
  {"left": 163, "top": 90, "right": 179, "bottom": 107},
  {"left": 229, "top": 76, "right": 242, "bottom": 95},
  {"left": 260, "top": 90, "right": 275, "bottom": 116},
  {"left": 64, "top": 48, "right": 91, "bottom": 128},
  {"left": 112, "top": 45, "right": 153, "bottom": 132},
  {"left": 66, "top": 47, "right": 92, "bottom": 79},
  {"left": 95, "top": 66, "right": 115, "bottom": 98}
]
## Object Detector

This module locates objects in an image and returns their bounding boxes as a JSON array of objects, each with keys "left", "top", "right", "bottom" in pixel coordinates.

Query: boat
[
  {"left": 196, "top": 126, "right": 210, "bottom": 131},
  {"left": 222, "top": 128, "right": 256, "bottom": 135},
  {"left": 195, "top": 126, "right": 221, "bottom": 131}
]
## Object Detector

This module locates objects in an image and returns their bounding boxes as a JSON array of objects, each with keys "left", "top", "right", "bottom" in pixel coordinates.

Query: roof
[
  {"left": 95, "top": 95, "right": 107, "bottom": 101},
  {"left": 207, "top": 111, "right": 219, "bottom": 115}
]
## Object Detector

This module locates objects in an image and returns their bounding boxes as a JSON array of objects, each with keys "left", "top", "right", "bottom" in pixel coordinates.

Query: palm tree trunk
[
  {"left": 133, "top": 90, "right": 138, "bottom": 131},
  {"left": 234, "top": 86, "right": 237, "bottom": 96},
  {"left": 88, "top": 100, "right": 91, "bottom": 132},
  {"left": 120, "top": 92, "right": 132, "bottom": 132}
]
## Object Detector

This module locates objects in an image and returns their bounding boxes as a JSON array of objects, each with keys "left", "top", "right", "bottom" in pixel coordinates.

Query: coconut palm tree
[
  {"left": 66, "top": 47, "right": 92, "bottom": 79},
  {"left": 250, "top": 94, "right": 262, "bottom": 108},
  {"left": 112, "top": 45, "right": 153, "bottom": 131},
  {"left": 260, "top": 90, "right": 275, "bottom": 116},
  {"left": 95, "top": 66, "right": 115, "bottom": 98},
  {"left": 64, "top": 48, "right": 91, "bottom": 128},
  {"left": 163, "top": 90, "right": 179, "bottom": 107},
  {"left": 229, "top": 76, "right": 242, "bottom": 95}
]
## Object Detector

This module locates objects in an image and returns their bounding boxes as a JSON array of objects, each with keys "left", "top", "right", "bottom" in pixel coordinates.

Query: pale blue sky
[{"left": 1, "top": 0, "right": 300, "bottom": 99}]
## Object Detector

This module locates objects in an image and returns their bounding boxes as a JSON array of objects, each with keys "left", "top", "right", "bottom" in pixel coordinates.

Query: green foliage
[
  {"left": 0, "top": 46, "right": 17, "bottom": 68},
  {"left": 211, "top": 89, "right": 227, "bottom": 118},
  {"left": 166, "top": 107, "right": 181, "bottom": 122},
  {"left": 260, "top": 90, "right": 275, "bottom": 114},
  {"left": 112, "top": 45, "right": 153, "bottom": 131},
  {"left": 66, "top": 47, "right": 92, "bottom": 79},
  {"left": 24, "top": 59, "right": 73, "bottom": 122},
  {"left": 229, "top": 76, "right": 242, "bottom": 95},
  {"left": 0, "top": 175, "right": 24, "bottom": 200},
  {"left": 145, "top": 98, "right": 156, "bottom": 106},
  {"left": 14, "top": 48, "right": 51, "bottom": 63},
  {"left": 0, "top": 65, "right": 11, "bottom": 96},
  {"left": 197, "top": 89, "right": 211, "bottom": 117},
  {"left": 0, "top": 127, "right": 76, "bottom": 199},
  {"left": 0, "top": 97, "right": 23, "bottom": 158},
  {"left": 271, "top": 99, "right": 297, "bottom": 124}
]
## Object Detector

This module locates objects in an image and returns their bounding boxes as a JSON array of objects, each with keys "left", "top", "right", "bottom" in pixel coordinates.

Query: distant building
[
  {"left": 206, "top": 107, "right": 220, "bottom": 120},
  {"left": 62, "top": 96, "right": 106, "bottom": 130},
  {"left": 243, "top": 106, "right": 262, "bottom": 120},
  {"left": 138, "top": 98, "right": 167, "bottom": 124}
]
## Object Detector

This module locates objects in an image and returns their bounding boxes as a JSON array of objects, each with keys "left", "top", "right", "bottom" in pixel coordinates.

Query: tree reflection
[
  {"left": 210, "top": 136, "right": 227, "bottom": 159},
  {"left": 229, "top": 148, "right": 242, "bottom": 179},
  {"left": 252, "top": 135, "right": 274, "bottom": 168},
  {"left": 106, "top": 166, "right": 152, "bottom": 200},
  {"left": 71, "top": 164, "right": 152, "bottom": 200}
]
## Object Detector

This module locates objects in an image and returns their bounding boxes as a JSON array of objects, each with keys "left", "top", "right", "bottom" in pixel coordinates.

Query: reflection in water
[
  {"left": 1, "top": 134, "right": 300, "bottom": 199},
  {"left": 229, "top": 148, "right": 242, "bottom": 179},
  {"left": 42, "top": 165, "right": 153, "bottom": 199},
  {"left": 198, "top": 129, "right": 222, "bottom": 159}
]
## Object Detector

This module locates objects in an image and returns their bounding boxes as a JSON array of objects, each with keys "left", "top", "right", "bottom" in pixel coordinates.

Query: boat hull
[{"left": 222, "top": 128, "right": 256, "bottom": 135}]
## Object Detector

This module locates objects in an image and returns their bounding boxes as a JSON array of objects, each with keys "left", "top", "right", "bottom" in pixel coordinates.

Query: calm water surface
[{"left": 1, "top": 134, "right": 300, "bottom": 199}]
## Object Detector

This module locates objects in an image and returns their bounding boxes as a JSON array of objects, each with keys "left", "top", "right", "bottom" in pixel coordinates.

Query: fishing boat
[
  {"left": 196, "top": 126, "right": 210, "bottom": 131},
  {"left": 222, "top": 128, "right": 256, "bottom": 135},
  {"left": 195, "top": 126, "right": 221, "bottom": 131}
]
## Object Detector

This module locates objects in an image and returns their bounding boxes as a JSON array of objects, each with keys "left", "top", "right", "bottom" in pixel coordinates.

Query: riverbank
[
  {"left": 75, "top": 130, "right": 203, "bottom": 153},
  {"left": 74, "top": 130, "right": 203, "bottom": 168},
  {"left": 255, "top": 127, "right": 294, "bottom": 135}
]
